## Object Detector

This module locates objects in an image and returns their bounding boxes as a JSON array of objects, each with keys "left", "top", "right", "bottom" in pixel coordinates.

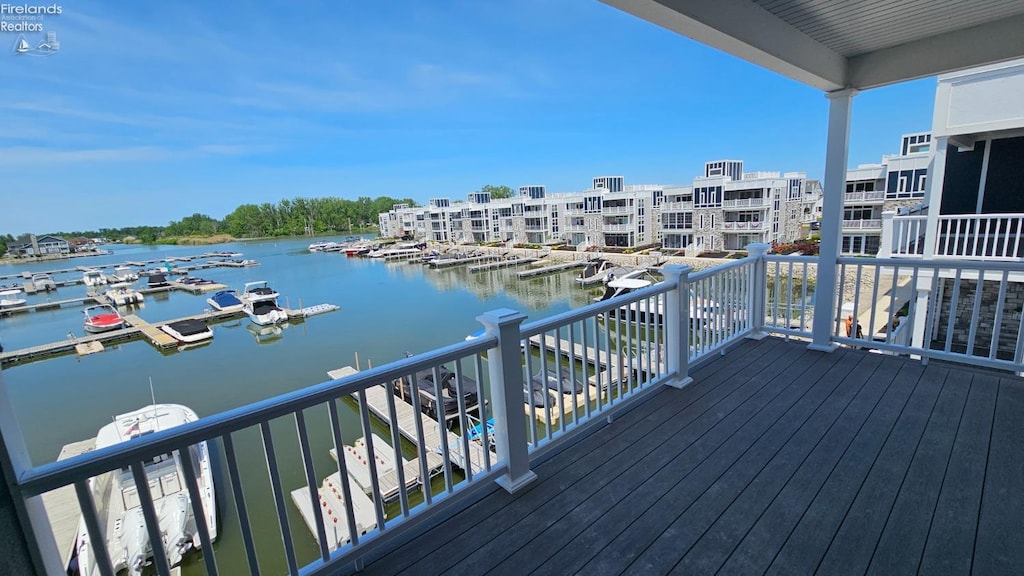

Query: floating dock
[
  {"left": 122, "top": 314, "right": 179, "bottom": 349},
  {"left": 290, "top": 473, "right": 379, "bottom": 552},
  {"left": 41, "top": 438, "right": 96, "bottom": 571},
  {"left": 428, "top": 254, "right": 493, "bottom": 269},
  {"left": 516, "top": 261, "right": 586, "bottom": 279},
  {"left": 298, "top": 304, "right": 341, "bottom": 317},
  {"left": 468, "top": 257, "right": 539, "bottom": 272}
]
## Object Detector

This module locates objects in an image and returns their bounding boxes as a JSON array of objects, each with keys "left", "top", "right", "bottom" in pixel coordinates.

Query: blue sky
[{"left": 1, "top": 0, "right": 937, "bottom": 234}]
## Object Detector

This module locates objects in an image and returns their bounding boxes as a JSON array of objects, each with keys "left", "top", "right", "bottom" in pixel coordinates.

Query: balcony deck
[{"left": 361, "top": 336, "right": 1024, "bottom": 575}]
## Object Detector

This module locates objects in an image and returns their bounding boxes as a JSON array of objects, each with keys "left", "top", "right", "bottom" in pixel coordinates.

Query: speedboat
[
  {"left": 241, "top": 281, "right": 279, "bottom": 303},
  {"left": 524, "top": 380, "right": 556, "bottom": 407},
  {"left": 396, "top": 364, "right": 480, "bottom": 417},
  {"left": 245, "top": 299, "right": 288, "bottom": 326},
  {"left": 74, "top": 404, "right": 217, "bottom": 576},
  {"left": 110, "top": 266, "right": 139, "bottom": 283},
  {"left": 531, "top": 369, "right": 585, "bottom": 395},
  {"left": 83, "top": 305, "right": 126, "bottom": 333},
  {"left": 82, "top": 269, "right": 108, "bottom": 287},
  {"left": 30, "top": 273, "right": 57, "bottom": 291},
  {"left": 206, "top": 289, "right": 244, "bottom": 313},
  {"left": 147, "top": 273, "right": 169, "bottom": 289},
  {"left": 105, "top": 282, "right": 145, "bottom": 306},
  {"left": 308, "top": 241, "right": 343, "bottom": 252},
  {"left": 0, "top": 296, "right": 27, "bottom": 308},
  {"left": 159, "top": 319, "right": 213, "bottom": 344}
]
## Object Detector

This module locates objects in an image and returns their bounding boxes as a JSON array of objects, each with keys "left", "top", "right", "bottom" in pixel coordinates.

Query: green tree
[{"left": 480, "top": 184, "right": 514, "bottom": 199}]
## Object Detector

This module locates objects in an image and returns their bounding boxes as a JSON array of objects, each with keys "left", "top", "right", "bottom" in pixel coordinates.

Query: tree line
[{"left": 1, "top": 196, "right": 417, "bottom": 248}]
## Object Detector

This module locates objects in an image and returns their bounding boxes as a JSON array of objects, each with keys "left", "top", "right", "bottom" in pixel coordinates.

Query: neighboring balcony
[
  {"left": 603, "top": 223, "right": 634, "bottom": 233},
  {"left": 882, "top": 213, "right": 1024, "bottom": 260},
  {"left": 842, "top": 218, "right": 882, "bottom": 230},
  {"left": 723, "top": 221, "right": 763, "bottom": 230},
  {"left": 602, "top": 205, "right": 633, "bottom": 215},
  {"left": 723, "top": 198, "right": 768, "bottom": 209},
  {"left": 661, "top": 201, "right": 694, "bottom": 211},
  {"left": 844, "top": 190, "right": 885, "bottom": 203}
]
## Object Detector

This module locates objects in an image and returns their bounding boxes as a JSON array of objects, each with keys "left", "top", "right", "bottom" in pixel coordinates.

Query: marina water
[{"left": 0, "top": 237, "right": 600, "bottom": 574}]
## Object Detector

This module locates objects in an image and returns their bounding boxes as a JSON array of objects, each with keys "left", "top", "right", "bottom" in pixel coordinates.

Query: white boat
[
  {"left": 83, "top": 304, "right": 126, "bottom": 333},
  {"left": 206, "top": 289, "right": 244, "bottom": 313},
  {"left": 83, "top": 269, "right": 108, "bottom": 287},
  {"left": 0, "top": 296, "right": 27, "bottom": 308},
  {"left": 160, "top": 319, "right": 213, "bottom": 344},
  {"left": 74, "top": 404, "right": 217, "bottom": 576},
  {"left": 596, "top": 278, "right": 722, "bottom": 326},
  {"left": 0, "top": 286, "right": 23, "bottom": 296},
  {"left": 110, "top": 266, "right": 139, "bottom": 283},
  {"left": 241, "top": 281, "right": 279, "bottom": 303},
  {"left": 30, "top": 273, "right": 57, "bottom": 291},
  {"left": 105, "top": 282, "right": 145, "bottom": 306},
  {"left": 245, "top": 299, "right": 289, "bottom": 326},
  {"left": 308, "top": 241, "right": 344, "bottom": 252}
]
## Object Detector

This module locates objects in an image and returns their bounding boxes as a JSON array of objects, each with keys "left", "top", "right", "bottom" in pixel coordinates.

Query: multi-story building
[
  {"left": 660, "top": 161, "right": 820, "bottom": 252},
  {"left": 380, "top": 166, "right": 821, "bottom": 252},
  {"left": 840, "top": 133, "right": 932, "bottom": 255}
]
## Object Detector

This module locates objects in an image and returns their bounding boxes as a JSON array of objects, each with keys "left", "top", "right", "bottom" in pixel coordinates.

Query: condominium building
[
  {"left": 840, "top": 132, "right": 932, "bottom": 255},
  {"left": 380, "top": 164, "right": 822, "bottom": 252}
]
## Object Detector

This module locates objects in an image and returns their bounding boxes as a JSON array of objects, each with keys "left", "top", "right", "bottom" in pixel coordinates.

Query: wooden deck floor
[{"left": 360, "top": 336, "right": 1024, "bottom": 576}]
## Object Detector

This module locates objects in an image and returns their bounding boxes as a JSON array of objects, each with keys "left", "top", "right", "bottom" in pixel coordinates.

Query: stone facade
[{"left": 932, "top": 278, "right": 1024, "bottom": 359}]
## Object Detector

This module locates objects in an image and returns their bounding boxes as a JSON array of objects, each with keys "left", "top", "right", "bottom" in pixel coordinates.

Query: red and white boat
[{"left": 83, "top": 304, "right": 126, "bottom": 333}]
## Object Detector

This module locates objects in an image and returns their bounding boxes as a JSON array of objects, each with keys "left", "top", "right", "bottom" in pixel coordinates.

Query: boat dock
[
  {"left": 122, "top": 314, "right": 179, "bottom": 349},
  {"left": 516, "top": 261, "right": 586, "bottom": 279},
  {"left": 0, "top": 309, "right": 245, "bottom": 366},
  {"left": 290, "top": 473, "right": 379, "bottom": 552},
  {"left": 468, "top": 257, "right": 539, "bottom": 272},
  {"left": 428, "top": 254, "right": 493, "bottom": 269},
  {"left": 41, "top": 438, "right": 96, "bottom": 571},
  {"left": 168, "top": 280, "right": 228, "bottom": 294}
]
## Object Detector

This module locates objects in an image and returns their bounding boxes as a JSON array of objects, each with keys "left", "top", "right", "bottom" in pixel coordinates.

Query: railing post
[
  {"left": 476, "top": 308, "right": 536, "bottom": 493},
  {"left": 746, "top": 243, "right": 770, "bottom": 340},
  {"left": 879, "top": 211, "right": 895, "bottom": 257},
  {"left": 661, "top": 265, "right": 693, "bottom": 389}
]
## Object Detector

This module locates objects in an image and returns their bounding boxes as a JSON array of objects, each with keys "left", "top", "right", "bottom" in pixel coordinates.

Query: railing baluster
[
  {"left": 453, "top": 361, "right": 474, "bottom": 483},
  {"left": 580, "top": 318, "right": 593, "bottom": 420},
  {"left": 356, "top": 387, "right": 387, "bottom": 527},
  {"left": 326, "top": 399, "right": 361, "bottom": 547},
  {"left": 430, "top": 366, "right": 454, "bottom": 493},
  {"left": 130, "top": 460, "right": 173, "bottom": 576},
  {"left": 294, "top": 410, "right": 329, "bottom": 562},
  {"left": 868, "top": 263, "right": 881, "bottom": 343},
  {"left": 524, "top": 340, "right": 538, "bottom": 445},
  {"left": 554, "top": 330, "right": 567, "bottom": 434},
  {"left": 403, "top": 372, "right": 432, "bottom": 506},
  {"left": 381, "top": 381, "right": 409, "bottom": 518},
  {"left": 944, "top": 269, "right": 963, "bottom": 353},
  {"left": 74, "top": 478, "right": 116, "bottom": 576},
  {"left": 259, "top": 421, "right": 298, "bottom": 576},
  {"left": 178, "top": 441, "right": 220, "bottom": 576},
  {"left": 567, "top": 322, "right": 579, "bottom": 427},
  {"left": 989, "top": 271, "right": 1010, "bottom": 360},
  {"left": 222, "top": 433, "right": 261, "bottom": 575},
  {"left": 965, "top": 271, "right": 986, "bottom": 356}
]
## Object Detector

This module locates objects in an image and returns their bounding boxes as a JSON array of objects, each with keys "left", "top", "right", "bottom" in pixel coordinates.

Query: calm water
[{"left": 0, "top": 237, "right": 601, "bottom": 573}]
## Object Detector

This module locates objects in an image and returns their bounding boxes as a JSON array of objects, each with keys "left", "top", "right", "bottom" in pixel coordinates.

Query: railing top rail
[
  {"left": 892, "top": 214, "right": 927, "bottom": 220},
  {"left": 937, "top": 213, "right": 1024, "bottom": 219},
  {"left": 520, "top": 278, "right": 677, "bottom": 336},
  {"left": 17, "top": 336, "right": 495, "bottom": 496},
  {"left": 690, "top": 256, "right": 754, "bottom": 281},
  {"left": 764, "top": 254, "right": 819, "bottom": 264},
  {"left": 837, "top": 256, "right": 1024, "bottom": 272}
]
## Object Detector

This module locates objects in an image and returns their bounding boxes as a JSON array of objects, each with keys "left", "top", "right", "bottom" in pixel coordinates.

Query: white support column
[
  {"left": 922, "top": 137, "right": 949, "bottom": 258},
  {"left": 0, "top": 367, "right": 64, "bottom": 575},
  {"left": 878, "top": 211, "right": 895, "bottom": 258},
  {"left": 810, "top": 88, "right": 857, "bottom": 352},
  {"left": 745, "top": 242, "right": 770, "bottom": 340},
  {"left": 476, "top": 308, "right": 537, "bottom": 493},
  {"left": 661, "top": 265, "right": 694, "bottom": 389}
]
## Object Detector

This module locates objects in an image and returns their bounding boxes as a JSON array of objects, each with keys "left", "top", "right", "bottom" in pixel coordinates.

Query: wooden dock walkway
[
  {"left": 516, "top": 261, "right": 586, "bottom": 279},
  {"left": 0, "top": 295, "right": 99, "bottom": 315},
  {"left": 122, "top": 314, "right": 179, "bottom": 349},
  {"left": 429, "top": 254, "right": 494, "bottom": 268},
  {"left": 41, "top": 438, "right": 96, "bottom": 570},
  {"left": 468, "top": 257, "right": 539, "bottom": 272}
]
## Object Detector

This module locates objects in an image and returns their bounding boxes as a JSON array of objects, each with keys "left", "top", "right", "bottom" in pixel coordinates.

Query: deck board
[{"left": 357, "top": 338, "right": 1024, "bottom": 576}]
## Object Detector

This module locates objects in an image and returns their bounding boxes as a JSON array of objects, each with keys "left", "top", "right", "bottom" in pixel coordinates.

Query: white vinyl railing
[
  {"left": 9, "top": 246, "right": 1023, "bottom": 575},
  {"left": 5, "top": 252, "right": 771, "bottom": 576},
  {"left": 885, "top": 213, "right": 1024, "bottom": 260},
  {"left": 844, "top": 190, "right": 885, "bottom": 202},
  {"left": 722, "top": 198, "right": 768, "bottom": 208},
  {"left": 842, "top": 218, "right": 882, "bottom": 230}
]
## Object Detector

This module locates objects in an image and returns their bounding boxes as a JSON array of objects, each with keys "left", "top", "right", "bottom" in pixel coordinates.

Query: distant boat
[
  {"left": 105, "top": 282, "right": 144, "bottom": 306},
  {"left": 206, "top": 289, "right": 244, "bottom": 313},
  {"left": 110, "top": 266, "right": 139, "bottom": 283},
  {"left": 241, "top": 281, "right": 279, "bottom": 303},
  {"left": 147, "top": 273, "right": 169, "bottom": 288},
  {"left": 245, "top": 300, "right": 288, "bottom": 326},
  {"left": 29, "top": 273, "right": 56, "bottom": 291},
  {"left": 0, "top": 296, "right": 27, "bottom": 308},
  {"left": 160, "top": 319, "right": 213, "bottom": 344},
  {"left": 82, "top": 269, "right": 108, "bottom": 287},
  {"left": 83, "top": 304, "right": 125, "bottom": 333}
]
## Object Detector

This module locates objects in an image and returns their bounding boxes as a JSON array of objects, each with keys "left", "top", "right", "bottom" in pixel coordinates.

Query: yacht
[
  {"left": 74, "top": 404, "right": 217, "bottom": 576},
  {"left": 244, "top": 299, "right": 288, "bottom": 326},
  {"left": 241, "top": 281, "right": 279, "bottom": 303},
  {"left": 83, "top": 269, "right": 108, "bottom": 287},
  {"left": 83, "top": 305, "right": 126, "bottom": 333},
  {"left": 105, "top": 282, "right": 145, "bottom": 306},
  {"left": 29, "top": 273, "right": 57, "bottom": 291}
]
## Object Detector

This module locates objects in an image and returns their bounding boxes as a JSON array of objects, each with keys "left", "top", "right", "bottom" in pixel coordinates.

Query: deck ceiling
[{"left": 600, "top": 0, "right": 1024, "bottom": 91}]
